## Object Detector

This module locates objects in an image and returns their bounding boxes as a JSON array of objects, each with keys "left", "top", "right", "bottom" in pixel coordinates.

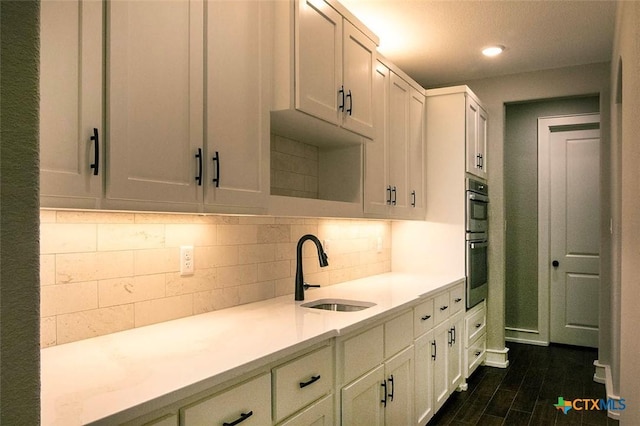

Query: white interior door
[{"left": 543, "top": 115, "right": 600, "bottom": 347}]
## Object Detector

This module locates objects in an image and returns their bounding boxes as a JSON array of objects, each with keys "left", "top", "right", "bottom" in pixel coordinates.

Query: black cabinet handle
[
  {"left": 195, "top": 148, "right": 203, "bottom": 186},
  {"left": 454, "top": 298, "right": 462, "bottom": 303},
  {"left": 391, "top": 186, "right": 397, "bottom": 205},
  {"left": 475, "top": 351, "right": 482, "bottom": 357},
  {"left": 338, "top": 86, "right": 345, "bottom": 112},
  {"left": 212, "top": 151, "right": 220, "bottom": 187},
  {"left": 222, "top": 411, "right": 253, "bottom": 426},
  {"left": 346, "top": 89, "right": 352, "bottom": 115},
  {"left": 386, "top": 185, "right": 392, "bottom": 205},
  {"left": 421, "top": 314, "right": 431, "bottom": 321},
  {"left": 381, "top": 380, "right": 387, "bottom": 407},
  {"left": 411, "top": 190, "right": 416, "bottom": 207},
  {"left": 448, "top": 329, "right": 452, "bottom": 346},
  {"left": 90, "top": 128, "right": 99, "bottom": 176},
  {"left": 431, "top": 341, "right": 437, "bottom": 360},
  {"left": 440, "top": 305, "right": 448, "bottom": 311},
  {"left": 299, "top": 375, "right": 321, "bottom": 388},
  {"left": 552, "top": 260, "right": 559, "bottom": 267},
  {"left": 388, "top": 374, "right": 394, "bottom": 401},
  {"left": 475, "top": 322, "right": 482, "bottom": 328}
]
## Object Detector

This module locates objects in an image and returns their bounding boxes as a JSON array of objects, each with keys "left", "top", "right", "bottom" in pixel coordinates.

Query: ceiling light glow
[{"left": 482, "top": 45, "right": 505, "bottom": 57}]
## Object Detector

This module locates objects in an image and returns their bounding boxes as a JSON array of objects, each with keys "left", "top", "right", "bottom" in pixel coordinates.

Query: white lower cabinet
[
  {"left": 278, "top": 394, "right": 334, "bottom": 426},
  {"left": 464, "top": 300, "right": 487, "bottom": 378},
  {"left": 447, "top": 311, "right": 465, "bottom": 392},
  {"left": 339, "top": 311, "right": 414, "bottom": 426},
  {"left": 414, "top": 330, "right": 434, "bottom": 426},
  {"left": 181, "top": 373, "right": 271, "bottom": 426}
]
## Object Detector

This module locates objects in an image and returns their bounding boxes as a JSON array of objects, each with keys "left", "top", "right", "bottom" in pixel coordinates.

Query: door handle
[{"left": 552, "top": 260, "right": 559, "bottom": 268}]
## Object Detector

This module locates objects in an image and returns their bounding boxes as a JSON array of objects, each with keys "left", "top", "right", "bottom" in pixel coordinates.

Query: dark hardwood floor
[{"left": 427, "top": 342, "right": 620, "bottom": 426}]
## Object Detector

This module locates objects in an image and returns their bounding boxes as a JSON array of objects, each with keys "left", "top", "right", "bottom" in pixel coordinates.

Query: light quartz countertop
[{"left": 41, "top": 272, "right": 464, "bottom": 425}]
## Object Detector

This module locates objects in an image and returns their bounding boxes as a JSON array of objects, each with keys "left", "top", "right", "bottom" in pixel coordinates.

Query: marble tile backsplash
[
  {"left": 270, "top": 134, "right": 319, "bottom": 199},
  {"left": 40, "top": 210, "right": 391, "bottom": 347}
]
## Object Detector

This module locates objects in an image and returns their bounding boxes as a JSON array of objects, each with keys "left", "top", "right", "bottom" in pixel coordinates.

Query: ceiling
[{"left": 339, "top": 0, "right": 618, "bottom": 88}]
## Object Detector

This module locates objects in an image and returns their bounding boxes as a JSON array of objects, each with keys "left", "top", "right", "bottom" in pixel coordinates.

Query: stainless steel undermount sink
[{"left": 301, "top": 298, "right": 376, "bottom": 312}]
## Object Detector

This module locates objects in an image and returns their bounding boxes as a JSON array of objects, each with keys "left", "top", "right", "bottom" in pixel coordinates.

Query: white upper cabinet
[
  {"left": 106, "top": 0, "right": 204, "bottom": 207},
  {"left": 205, "top": 0, "right": 271, "bottom": 212},
  {"left": 365, "top": 57, "right": 426, "bottom": 220},
  {"left": 40, "top": 0, "right": 103, "bottom": 207},
  {"left": 273, "top": 0, "right": 378, "bottom": 144},
  {"left": 465, "top": 94, "right": 488, "bottom": 179}
]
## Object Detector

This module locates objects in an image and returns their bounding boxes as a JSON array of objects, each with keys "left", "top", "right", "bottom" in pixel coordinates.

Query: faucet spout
[{"left": 295, "top": 234, "right": 329, "bottom": 301}]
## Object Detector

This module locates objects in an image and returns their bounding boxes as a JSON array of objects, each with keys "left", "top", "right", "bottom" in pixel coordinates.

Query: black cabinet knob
[{"left": 552, "top": 260, "right": 559, "bottom": 267}]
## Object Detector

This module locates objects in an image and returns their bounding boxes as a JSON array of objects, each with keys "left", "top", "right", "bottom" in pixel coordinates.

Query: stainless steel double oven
[{"left": 466, "top": 178, "right": 489, "bottom": 309}]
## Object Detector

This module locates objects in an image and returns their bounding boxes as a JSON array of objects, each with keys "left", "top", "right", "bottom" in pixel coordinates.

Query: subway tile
[
  {"left": 275, "top": 277, "right": 294, "bottom": 297},
  {"left": 56, "top": 210, "right": 134, "bottom": 224},
  {"left": 56, "top": 251, "right": 134, "bottom": 283},
  {"left": 194, "top": 287, "right": 240, "bottom": 313},
  {"left": 135, "top": 212, "right": 221, "bottom": 224},
  {"left": 304, "top": 144, "right": 318, "bottom": 160},
  {"left": 97, "top": 224, "right": 165, "bottom": 251},
  {"left": 134, "top": 295, "right": 193, "bottom": 328},
  {"left": 40, "top": 281, "right": 98, "bottom": 317},
  {"left": 56, "top": 305, "right": 134, "bottom": 344},
  {"left": 40, "top": 254, "right": 55, "bottom": 286},
  {"left": 165, "top": 224, "right": 217, "bottom": 247},
  {"left": 134, "top": 248, "right": 180, "bottom": 275},
  {"left": 217, "top": 225, "right": 257, "bottom": 245},
  {"left": 195, "top": 245, "right": 239, "bottom": 269},
  {"left": 274, "top": 135, "right": 306, "bottom": 158},
  {"left": 40, "top": 223, "right": 97, "bottom": 254},
  {"left": 275, "top": 242, "right": 296, "bottom": 261},
  {"left": 238, "top": 281, "right": 275, "bottom": 305},
  {"left": 272, "top": 169, "right": 305, "bottom": 191},
  {"left": 40, "top": 209, "right": 57, "bottom": 223},
  {"left": 257, "top": 260, "right": 290, "bottom": 282},
  {"left": 274, "top": 217, "right": 307, "bottom": 225},
  {"left": 291, "top": 224, "right": 320, "bottom": 243},
  {"left": 238, "top": 216, "right": 275, "bottom": 225},
  {"left": 40, "top": 316, "right": 57, "bottom": 348},
  {"left": 257, "top": 224, "right": 291, "bottom": 244},
  {"left": 166, "top": 268, "right": 218, "bottom": 296},
  {"left": 98, "top": 274, "right": 166, "bottom": 307},
  {"left": 238, "top": 244, "right": 276, "bottom": 264},
  {"left": 217, "top": 264, "right": 258, "bottom": 287}
]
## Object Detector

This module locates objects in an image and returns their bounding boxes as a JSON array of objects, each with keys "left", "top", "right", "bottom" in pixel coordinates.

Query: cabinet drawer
[
  {"left": 341, "top": 325, "right": 384, "bottom": 384},
  {"left": 181, "top": 373, "right": 271, "bottom": 426},
  {"left": 450, "top": 284, "right": 465, "bottom": 315},
  {"left": 278, "top": 394, "right": 333, "bottom": 426},
  {"left": 273, "top": 345, "right": 334, "bottom": 423},
  {"left": 466, "top": 334, "right": 486, "bottom": 377},
  {"left": 384, "top": 310, "right": 413, "bottom": 358},
  {"left": 465, "top": 301, "right": 486, "bottom": 343},
  {"left": 433, "top": 292, "right": 451, "bottom": 325},
  {"left": 414, "top": 298, "right": 434, "bottom": 338}
]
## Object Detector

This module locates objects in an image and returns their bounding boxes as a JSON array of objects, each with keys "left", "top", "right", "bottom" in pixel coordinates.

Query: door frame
[{"left": 538, "top": 113, "right": 600, "bottom": 344}]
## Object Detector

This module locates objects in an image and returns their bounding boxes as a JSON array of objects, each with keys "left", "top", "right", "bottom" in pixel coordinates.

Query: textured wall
[
  {"left": 504, "top": 96, "right": 600, "bottom": 332},
  {"left": 0, "top": 1, "right": 41, "bottom": 423},
  {"left": 40, "top": 210, "right": 391, "bottom": 347}
]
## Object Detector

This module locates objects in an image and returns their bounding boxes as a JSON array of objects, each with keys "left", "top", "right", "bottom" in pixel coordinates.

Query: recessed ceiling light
[{"left": 482, "top": 45, "right": 505, "bottom": 57}]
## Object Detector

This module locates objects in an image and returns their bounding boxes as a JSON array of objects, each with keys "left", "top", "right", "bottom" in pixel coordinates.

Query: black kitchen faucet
[{"left": 294, "top": 234, "right": 329, "bottom": 301}]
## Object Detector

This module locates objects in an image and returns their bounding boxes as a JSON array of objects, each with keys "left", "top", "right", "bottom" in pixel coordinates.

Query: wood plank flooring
[{"left": 427, "top": 342, "right": 620, "bottom": 426}]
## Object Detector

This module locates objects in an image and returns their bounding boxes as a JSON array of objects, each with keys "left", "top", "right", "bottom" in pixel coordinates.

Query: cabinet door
[
  {"left": 448, "top": 311, "right": 465, "bottom": 391},
  {"left": 205, "top": 0, "right": 270, "bottom": 210},
  {"left": 107, "top": 0, "right": 204, "bottom": 205},
  {"left": 388, "top": 73, "right": 409, "bottom": 211},
  {"left": 384, "top": 346, "right": 414, "bottom": 426},
  {"left": 181, "top": 373, "right": 271, "bottom": 426},
  {"left": 465, "top": 96, "right": 487, "bottom": 179},
  {"left": 342, "top": 20, "right": 375, "bottom": 139},
  {"left": 407, "top": 86, "right": 426, "bottom": 217},
  {"left": 296, "top": 0, "right": 342, "bottom": 125},
  {"left": 40, "top": 0, "right": 102, "bottom": 203},
  {"left": 432, "top": 321, "right": 449, "bottom": 412},
  {"left": 341, "top": 364, "right": 385, "bottom": 426},
  {"left": 364, "top": 60, "right": 390, "bottom": 216},
  {"left": 414, "top": 332, "right": 434, "bottom": 426}
]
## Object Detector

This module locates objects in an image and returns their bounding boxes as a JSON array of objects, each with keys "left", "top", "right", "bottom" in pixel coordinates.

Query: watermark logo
[{"left": 554, "top": 396, "right": 626, "bottom": 414}]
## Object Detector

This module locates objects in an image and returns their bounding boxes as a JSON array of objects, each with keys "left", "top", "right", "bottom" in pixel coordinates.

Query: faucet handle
[{"left": 303, "top": 283, "right": 321, "bottom": 290}]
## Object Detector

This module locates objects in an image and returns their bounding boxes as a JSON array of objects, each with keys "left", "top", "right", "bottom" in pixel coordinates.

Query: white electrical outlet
[{"left": 180, "top": 245, "right": 194, "bottom": 276}]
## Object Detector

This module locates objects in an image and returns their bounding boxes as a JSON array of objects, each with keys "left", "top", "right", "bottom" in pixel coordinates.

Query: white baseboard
[
  {"left": 484, "top": 347, "right": 510, "bottom": 368},
  {"left": 593, "top": 360, "right": 606, "bottom": 384},
  {"left": 592, "top": 361, "right": 622, "bottom": 419},
  {"left": 505, "top": 327, "right": 549, "bottom": 346}
]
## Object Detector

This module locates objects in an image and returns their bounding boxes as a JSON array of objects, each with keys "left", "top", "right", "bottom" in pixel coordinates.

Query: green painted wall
[
  {"left": 0, "top": 1, "right": 41, "bottom": 423},
  {"left": 504, "top": 96, "right": 600, "bottom": 331}
]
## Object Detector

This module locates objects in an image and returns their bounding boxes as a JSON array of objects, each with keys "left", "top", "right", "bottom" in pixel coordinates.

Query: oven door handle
[
  {"left": 468, "top": 193, "right": 489, "bottom": 203},
  {"left": 470, "top": 241, "right": 489, "bottom": 249}
]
